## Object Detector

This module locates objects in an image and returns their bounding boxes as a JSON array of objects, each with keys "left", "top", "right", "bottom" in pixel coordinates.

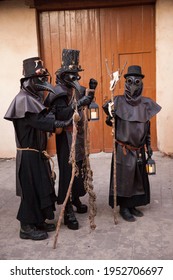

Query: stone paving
[{"left": 0, "top": 151, "right": 173, "bottom": 260}]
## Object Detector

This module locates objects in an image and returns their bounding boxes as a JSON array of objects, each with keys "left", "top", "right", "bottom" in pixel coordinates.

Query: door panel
[
  {"left": 40, "top": 9, "right": 103, "bottom": 154},
  {"left": 100, "top": 6, "right": 156, "bottom": 151},
  {"left": 39, "top": 4, "right": 156, "bottom": 153}
]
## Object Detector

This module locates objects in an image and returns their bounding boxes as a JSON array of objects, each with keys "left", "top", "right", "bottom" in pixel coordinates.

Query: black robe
[
  {"left": 53, "top": 84, "right": 86, "bottom": 204},
  {"left": 4, "top": 89, "right": 57, "bottom": 224},
  {"left": 103, "top": 95, "right": 161, "bottom": 209}
]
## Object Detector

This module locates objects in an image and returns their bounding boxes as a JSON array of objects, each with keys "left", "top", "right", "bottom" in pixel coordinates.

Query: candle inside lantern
[
  {"left": 91, "top": 110, "right": 97, "bottom": 119},
  {"left": 146, "top": 157, "right": 156, "bottom": 175},
  {"left": 88, "top": 101, "right": 99, "bottom": 121}
]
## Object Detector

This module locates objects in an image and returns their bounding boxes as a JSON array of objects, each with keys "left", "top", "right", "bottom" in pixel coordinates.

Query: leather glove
[
  {"left": 105, "top": 115, "right": 113, "bottom": 127},
  {"left": 89, "top": 78, "right": 98, "bottom": 90},
  {"left": 88, "top": 78, "right": 98, "bottom": 100},
  {"left": 87, "top": 90, "right": 95, "bottom": 101},
  {"left": 77, "top": 95, "right": 93, "bottom": 108},
  {"left": 111, "top": 108, "right": 116, "bottom": 118},
  {"left": 146, "top": 121, "right": 153, "bottom": 158},
  {"left": 54, "top": 118, "right": 72, "bottom": 128},
  {"left": 147, "top": 146, "right": 153, "bottom": 158},
  {"left": 83, "top": 78, "right": 98, "bottom": 101}
]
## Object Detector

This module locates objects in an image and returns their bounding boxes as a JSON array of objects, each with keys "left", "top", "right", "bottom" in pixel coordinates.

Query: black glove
[
  {"left": 86, "top": 78, "right": 98, "bottom": 101},
  {"left": 54, "top": 118, "right": 72, "bottom": 128},
  {"left": 111, "top": 108, "right": 116, "bottom": 118},
  {"left": 147, "top": 146, "right": 153, "bottom": 158},
  {"left": 89, "top": 78, "right": 98, "bottom": 90},
  {"left": 105, "top": 115, "right": 113, "bottom": 127},
  {"left": 146, "top": 121, "right": 153, "bottom": 158},
  {"left": 102, "top": 100, "right": 110, "bottom": 115},
  {"left": 77, "top": 95, "right": 93, "bottom": 108}
]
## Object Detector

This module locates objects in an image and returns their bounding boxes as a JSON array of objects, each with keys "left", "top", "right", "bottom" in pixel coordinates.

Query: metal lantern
[
  {"left": 146, "top": 157, "right": 156, "bottom": 175},
  {"left": 88, "top": 101, "right": 99, "bottom": 121}
]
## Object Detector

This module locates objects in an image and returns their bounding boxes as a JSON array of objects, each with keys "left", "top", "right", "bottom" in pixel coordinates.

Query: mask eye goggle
[
  {"left": 38, "top": 76, "right": 48, "bottom": 83},
  {"left": 32, "top": 76, "right": 49, "bottom": 84},
  {"left": 126, "top": 77, "right": 142, "bottom": 85},
  {"left": 63, "top": 72, "right": 81, "bottom": 82}
]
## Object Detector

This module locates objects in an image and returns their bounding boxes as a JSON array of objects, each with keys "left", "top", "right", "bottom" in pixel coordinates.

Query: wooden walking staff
[
  {"left": 105, "top": 58, "right": 127, "bottom": 224},
  {"left": 53, "top": 88, "right": 80, "bottom": 249},
  {"left": 53, "top": 84, "right": 97, "bottom": 248},
  {"left": 83, "top": 88, "right": 97, "bottom": 230}
]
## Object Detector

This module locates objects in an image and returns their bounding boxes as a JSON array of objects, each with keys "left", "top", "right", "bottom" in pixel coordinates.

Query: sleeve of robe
[{"left": 23, "top": 111, "right": 55, "bottom": 132}]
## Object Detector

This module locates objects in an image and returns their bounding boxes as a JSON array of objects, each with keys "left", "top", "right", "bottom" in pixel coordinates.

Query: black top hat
[
  {"left": 22, "top": 57, "right": 49, "bottom": 79},
  {"left": 124, "top": 65, "right": 145, "bottom": 78},
  {"left": 55, "top": 48, "right": 84, "bottom": 75}
]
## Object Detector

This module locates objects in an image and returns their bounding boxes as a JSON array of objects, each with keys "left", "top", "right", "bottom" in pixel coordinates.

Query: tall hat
[
  {"left": 55, "top": 48, "right": 84, "bottom": 76},
  {"left": 124, "top": 65, "right": 145, "bottom": 78},
  {"left": 21, "top": 57, "right": 49, "bottom": 83}
]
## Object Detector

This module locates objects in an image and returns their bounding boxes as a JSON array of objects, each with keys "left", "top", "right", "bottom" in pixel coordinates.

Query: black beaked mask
[
  {"left": 125, "top": 76, "right": 143, "bottom": 97},
  {"left": 22, "top": 76, "right": 55, "bottom": 96},
  {"left": 56, "top": 72, "right": 82, "bottom": 95},
  {"left": 124, "top": 76, "right": 143, "bottom": 106}
]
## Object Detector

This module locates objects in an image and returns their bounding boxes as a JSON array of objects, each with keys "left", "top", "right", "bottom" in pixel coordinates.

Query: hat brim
[
  {"left": 124, "top": 73, "right": 145, "bottom": 78},
  {"left": 20, "top": 73, "right": 49, "bottom": 84},
  {"left": 55, "top": 68, "right": 84, "bottom": 75}
]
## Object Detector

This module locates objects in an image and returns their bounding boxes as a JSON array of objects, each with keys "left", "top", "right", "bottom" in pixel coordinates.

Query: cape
[
  {"left": 4, "top": 89, "right": 46, "bottom": 121},
  {"left": 103, "top": 95, "right": 161, "bottom": 122}
]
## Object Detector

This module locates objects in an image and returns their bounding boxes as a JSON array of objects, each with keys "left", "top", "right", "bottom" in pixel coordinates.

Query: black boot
[
  {"left": 64, "top": 201, "right": 79, "bottom": 230},
  {"left": 72, "top": 197, "right": 88, "bottom": 214},
  {"left": 36, "top": 222, "right": 56, "bottom": 232},
  {"left": 119, "top": 207, "right": 136, "bottom": 222},
  {"left": 129, "top": 207, "right": 144, "bottom": 217},
  {"left": 20, "top": 224, "right": 48, "bottom": 240}
]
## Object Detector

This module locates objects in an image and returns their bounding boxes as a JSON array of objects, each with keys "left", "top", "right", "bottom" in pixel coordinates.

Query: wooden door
[
  {"left": 100, "top": 5, "right": 156, "bottom": 151},
  {"left": 39, "top": 9, "right": 103, "bottom": 154},
  {"left": 39, "top": 4, "right": 156, "bottom": 154}
]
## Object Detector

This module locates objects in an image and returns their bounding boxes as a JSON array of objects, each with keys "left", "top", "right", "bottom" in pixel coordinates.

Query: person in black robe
[
  {"left": 103, "top": 65, "right": 161, "bottom": 222},
  {"left": 45, "top": 49, "right": 97, "bottom": 230},
  {"left": 4, "top": 57, "right": 72, "bottom": 240}
]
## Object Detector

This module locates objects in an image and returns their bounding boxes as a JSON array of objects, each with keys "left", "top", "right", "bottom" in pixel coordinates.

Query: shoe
[
  {"left": 20, "top": 225, "right": 48, "bottom": 240},
  {"left": 129, "top": 207, "right": 144, "bottom": 217},
  {"left": 36, "top": 222, "right": 56, "bottom": 232},
  {"left": 120, "top": 207, "right": 136, "bottom": 222},
  {"left": 72, "top": 198, "right": 88, "bottom": 214},
  {"left": 64, "top": 202, "right": 79, "bottom": 230}
]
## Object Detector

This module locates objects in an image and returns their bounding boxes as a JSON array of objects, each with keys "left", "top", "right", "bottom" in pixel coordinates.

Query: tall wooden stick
[
  {"left": 105, "top": 59, "right": 127, "bottom": 224},
  {"left": 83, "top": 95, "right": 97, "bottom": 230},
  {"left": 111, "top": 82, "right": 118, "bottom": 225},
  {"left": 53, "top": 89, "right": 79, "bottom": 249}
]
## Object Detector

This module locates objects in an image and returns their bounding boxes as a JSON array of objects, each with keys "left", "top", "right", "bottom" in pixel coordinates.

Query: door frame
[{"left": 26, "top": 0, "right": 156, "bottom": 10}]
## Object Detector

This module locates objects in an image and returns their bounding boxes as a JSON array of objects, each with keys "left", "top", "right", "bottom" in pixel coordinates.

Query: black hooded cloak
[
  {"left": 103, "top": 95, "right": 161, "bottom": 209},
  {"left": 4, "top": 89, "right": 57, "bottom": 224}
]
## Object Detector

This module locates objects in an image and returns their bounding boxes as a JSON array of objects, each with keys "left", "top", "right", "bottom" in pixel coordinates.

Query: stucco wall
[
  {"left": 0, "top": 0, "right": 173, "bottom": 157},
  {"left": 156, "top": 0, "right": 173, "bottom": 155},
  {"left": 0, "top": 0, "right": 39, "bottom": 157}
]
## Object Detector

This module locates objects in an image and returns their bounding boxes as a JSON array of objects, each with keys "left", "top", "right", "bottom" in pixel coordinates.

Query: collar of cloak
[
  {"left": 4, "top": 89, "right": 47, "bottom": 121},
  {"left": 103, "top": 95, "right": 161, "bottom": 122},
  {"left": 115, "top": 95, "right": 161, "bottom": 122}
]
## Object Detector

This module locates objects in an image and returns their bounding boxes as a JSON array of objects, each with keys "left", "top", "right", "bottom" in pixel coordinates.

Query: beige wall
[
  {"left": 0, "top": 0, "right": 173, "bottom": 157},
  {"left": 0, "top": 0, "right": 39, "bottom": 157},
  {"left": 156, "top": 0, "right": 173, "bottom": 155}
]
